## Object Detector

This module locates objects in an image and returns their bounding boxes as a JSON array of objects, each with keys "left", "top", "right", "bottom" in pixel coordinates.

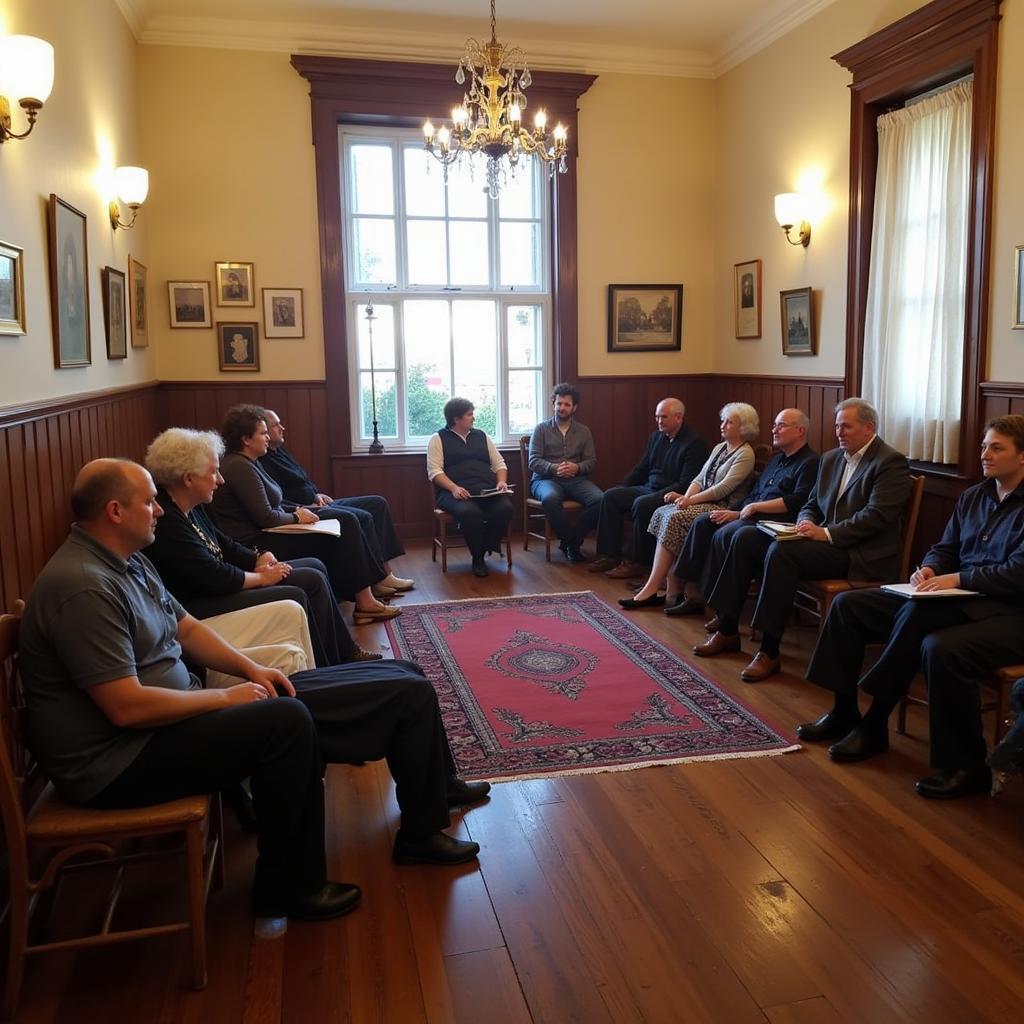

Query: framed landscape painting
[
  {"left": 780, "top": 287, "right": 815, "bottom": 356},
  {"left": 0, "top": 240, "right": 26, "bottom": 336},
  {"left": 608, "top": 284, "right": 683, "bottom": 352},
  {"left": 168, "top": 280, "right": 212, "bottom": 328}
]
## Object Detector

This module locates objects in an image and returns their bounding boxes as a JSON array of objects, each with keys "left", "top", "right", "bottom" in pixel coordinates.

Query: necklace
[{"left": 186, "top": 509, "right": 223, "bottom": 559}]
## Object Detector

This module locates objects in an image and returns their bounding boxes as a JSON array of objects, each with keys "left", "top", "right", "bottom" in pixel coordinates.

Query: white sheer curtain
[{"left": 862, "top": 79, "right": 972, "bottom": 464}]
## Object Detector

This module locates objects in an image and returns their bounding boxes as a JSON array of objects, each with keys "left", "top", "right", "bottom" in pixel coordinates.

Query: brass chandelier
[{"left": 423, "top": 0, "right": 568, "bottom": 199}]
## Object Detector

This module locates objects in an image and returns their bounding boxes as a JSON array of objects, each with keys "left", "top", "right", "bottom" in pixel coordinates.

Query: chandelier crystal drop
[{"left": 423, "top": 0, "right": 568, "bottom": 199}]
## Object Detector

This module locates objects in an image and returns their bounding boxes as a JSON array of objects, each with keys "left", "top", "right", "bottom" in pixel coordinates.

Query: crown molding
[
  {"left": 113, "top": 0, "right": 147, "bottom": 39},
  {"left": 713, "top": 0, "right": 839, "bottom": 76}
]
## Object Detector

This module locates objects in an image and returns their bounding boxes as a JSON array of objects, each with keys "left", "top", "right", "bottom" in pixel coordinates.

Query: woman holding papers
[
  {"left": 620, "top": 404, "right": 757, "bottom": 609},
  {"left": 211, "top": 405, "right": 399, "bottom": 623}
]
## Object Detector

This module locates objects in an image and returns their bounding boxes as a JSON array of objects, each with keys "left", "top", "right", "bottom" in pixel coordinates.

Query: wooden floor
[{"left": 12, "top": 539, "right": 1024, "bottom": 1023}]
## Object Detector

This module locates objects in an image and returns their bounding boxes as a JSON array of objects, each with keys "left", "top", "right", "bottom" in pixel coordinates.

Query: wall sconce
[
  {"left": 0, "top": 35, "right": 55, "bottom": 145},
  {"left": 109, "top": 166, "right": 149, "bottom": 230},
  {"left": 774, "top": 192, "right": 811, "bottom": 247}
]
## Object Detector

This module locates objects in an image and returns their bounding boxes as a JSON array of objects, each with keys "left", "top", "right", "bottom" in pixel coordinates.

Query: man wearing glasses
[{"left": 665, "top": 409, "right": 818, "bottom": 616}]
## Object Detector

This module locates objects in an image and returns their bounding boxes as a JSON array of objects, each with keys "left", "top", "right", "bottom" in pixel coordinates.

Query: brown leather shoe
[
  {"left": 605, "top": 561, "right": 645, "bottom": 579},
  {"left": 704, "top": 615, "right": 720, "bottom": 633},
  {"left": 587, "top": 556, "right": 618, "bottom": 573},
  {"left": 740, "top": 652, "right": 781, "bottom": 682},
  {"left": 693, "top": 631, "right": 741, "bottom": 657}
]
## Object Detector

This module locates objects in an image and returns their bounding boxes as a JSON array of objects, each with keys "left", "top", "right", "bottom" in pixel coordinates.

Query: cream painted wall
[
  {"left": 577, "top": 73, "right": 717, "bottom": 376},
  {"left": 136, "top": 46, "right": 324, "bottom": 381},
  {"left": 0, "top": 0, "right": 153, "bottom": 407}
]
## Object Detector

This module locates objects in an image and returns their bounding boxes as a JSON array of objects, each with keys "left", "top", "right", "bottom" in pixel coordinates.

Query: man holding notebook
[{"left": 798, "top": 415, "right": 1024, "bottom": 799}]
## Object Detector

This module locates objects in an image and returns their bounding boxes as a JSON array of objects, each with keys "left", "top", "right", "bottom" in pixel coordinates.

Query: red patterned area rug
[{"left": 386, "top": 591, "right": 799, "bottom": 782}]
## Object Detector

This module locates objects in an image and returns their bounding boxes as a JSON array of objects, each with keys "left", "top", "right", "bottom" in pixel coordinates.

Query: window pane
[
  {"left": 353, "top": 218, "right": 395, "bottom": 284},
  {"left": 449, "top": 221, "right": 490, "bottom": 286},
  {"left": 404, "top": 300, "right": 451, "bottom": 437},
  {"left": 406, "top": 362, "right": 450, "bottom": 438},
  {"left": 507, "top": 305, "right": 542, "bottom": 367},
  {"left": 404, "top": 147, "right": 445, "bottom": 217},
  {"left": 498, "top": 161, "right": 538, "bottom": 219},
  {"left": 508, "top": 369, "right": 543, "bottom": 435},
  {"left": 447, "top": 155, "right": 489, "bottom": 219},
  {"left": 500, "top": 222, "right": 540, "bottom": 287},
  {"left": 350, "top": 145, "right": 393, "bottom": 215},
  {"left": 360, "top": 371, "right": 396, "bottom": 438},
  {"left": 407, "top": 220, "right": 448, "bottom": 286},
  {"left": 453, "top": 301, "right": 498, "bottom": 435},
  {"left": 355, "top": 302, "right": 395, "bottom": 370}
]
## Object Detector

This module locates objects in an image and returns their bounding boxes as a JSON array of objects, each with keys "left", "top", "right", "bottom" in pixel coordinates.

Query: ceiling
[{"left": 117, "top": 0, "right": 840, "bottom": 78}]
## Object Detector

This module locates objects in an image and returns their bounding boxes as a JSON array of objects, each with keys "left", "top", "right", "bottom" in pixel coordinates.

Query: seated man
[
  {"left": 695, "top": 398, "right": 910, "bottom": 682},
  {"left": 584, "top": 397, "right": 709, "bottom": 579},
  {"left": 797, "top": 415, "right": 1024, "bottom": 799},
  {"left": 665, "top": 408, "right": 818, "bottom": 614},
  {"left": 20, "top": 460, "right": 490, "bottom": 924},
  {"left": 528, "top": 382, "right": 603, "bottom": 563},
  {"left": 258, "top": 408, "right": 413, "bottom": 597},
  {"left": 427, "top": 397, "right": 514, "bottom": 578},
  {"left": 989, "top": 678, "right": 1024, "bottom": 793}
]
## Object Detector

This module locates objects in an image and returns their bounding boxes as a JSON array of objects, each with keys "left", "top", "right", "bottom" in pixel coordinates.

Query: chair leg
[
  {"left": 185, "top": 820, "right": 209, "bottom": 990},
  {"left": 505, "top": 521, "right": 513, "bottom": 569},
  {"left": 1, "top": 883, "right": 29, "bottom": 1019},
  {"left": 896, "top": 695, "right": 909, "bottom": 736},
  {"left": 440, "top": 520, "right": 448, "bottom": 573},
  {"left": 210, "top": 794, "right": 225, "bottom": 892},
  {"left": 996, "top": 680, "right": 1012, "bottom": 744},
  {"left": 544, "top": 518, "right": 553, "bottom": 563}
]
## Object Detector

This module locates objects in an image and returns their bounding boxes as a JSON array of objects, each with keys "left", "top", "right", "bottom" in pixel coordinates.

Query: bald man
[{"left": 584, "top": 398, "right": 709, "bottom": 578}]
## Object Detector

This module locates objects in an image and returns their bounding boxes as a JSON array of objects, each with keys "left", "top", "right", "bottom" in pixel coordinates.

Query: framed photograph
[
  {"left": 262, "top": 287, "right": 304, "bottom": 338},
  {"left": 1013, "top": 245, "right": 1024, "bottom": 330},
  {"left": 101, "top": 267, "right": 127, "bottom": 359},
  {"left": 128, "top": 257, "right": 149, "bottom": 348},
  {"left": 168, "top": 280, "right": 212, "bottom": 328},
  {"left": 217, "top": 321, "right": 260, "bottom": 371},
  {"left": 215, "top": 261, "right": 254, "bottom": 306},
  {"left": 734, "top": 259, "right": 762, "bottom": 339},
  {"left": 0, "top": 240, "right": 26, "bottom": 336},
  {"left": 47, "top": 194, "right": 91, "bottom": 368},
  {"left": 607, "top": 284, "right": 683, "bottom": 352},
  {"left": 780, "top": 287, "right": 815, "bottom": 356}
]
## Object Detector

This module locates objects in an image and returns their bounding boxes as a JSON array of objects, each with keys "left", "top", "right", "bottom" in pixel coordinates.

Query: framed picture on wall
[
  {"left": 733, "top": 259, "right": 762, "bottom": 339},
  {"left": 262, "top": 287, "right": 304, "bottom": 338},
  {"left": 0, "top": 239, "right": 26, "bottom": 336},
  {"left": 607, "top": 284, "right": 683, "bottom": 352},
  {"left": 215, "top": 261, "right": 255, "bottom": 306},
  {"left": 1013, "top": 244, "right": 1024, "bottom": 330},
  {"left": 102, "top": 266, "right": 128, "bottom": 359},
  {"left": 128, "top": 256, "right": 149, "bottom": 347},
  {"left": 168, "top": 280, "right": 212, "bottom": 328},
  {"left": 47, "top": 194, "right": 91, "bottom": 368},
  {"left": 217, "top": 321, "right": 260, "bottom": 371},
  {"left": 780, "top": 287, "right": 815, "bottom": 356}
]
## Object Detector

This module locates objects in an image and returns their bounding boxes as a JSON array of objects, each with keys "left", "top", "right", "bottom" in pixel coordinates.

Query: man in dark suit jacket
[
  {"left": 694, "top": 398, "right": 911, "bottom": 683},
  {"left": 797, "top": 414, "right": 1024, "bottom": 798},
  {"left": 584, "top": 397, "right": 709, "bottom": 579}
]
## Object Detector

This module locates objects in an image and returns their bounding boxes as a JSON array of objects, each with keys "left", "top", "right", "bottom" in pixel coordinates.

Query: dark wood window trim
[
  {"left": 291, "top": 55, "right": 596, "bottom": 456},
  {"left": 833, "top": 0, "right": 1001, "bottom": 478}
]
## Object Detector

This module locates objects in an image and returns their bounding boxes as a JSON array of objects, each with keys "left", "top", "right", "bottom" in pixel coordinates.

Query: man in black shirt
[
  {"left": 585, "top": 397, "right": 709, "bottom": 579},
  {"left": 797, "top": 415, "right": 1024, "bottom": 799}
]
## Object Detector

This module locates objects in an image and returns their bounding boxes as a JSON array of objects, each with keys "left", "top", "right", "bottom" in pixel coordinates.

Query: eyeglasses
[{"left": 772, "top": 421, "right": 799, "bottom": 430}]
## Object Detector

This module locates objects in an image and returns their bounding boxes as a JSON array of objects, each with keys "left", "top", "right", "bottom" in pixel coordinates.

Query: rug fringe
[
  {"left": 398, "top": 591, "right": 594, "bottom": 607},
  {"left": 472, "top": 743, "right": 802, "bottom": 784}
]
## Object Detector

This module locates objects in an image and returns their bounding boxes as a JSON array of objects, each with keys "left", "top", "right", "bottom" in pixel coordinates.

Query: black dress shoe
[
  {"left": 256, "top": 881, "right": 363, "bottom": 921},
  {"left": 828, "top": 726, "right": 888, "bottom": 763},
  {"left": 564, "top": 544, "right": 586, "bottom": 564},
  {"left": 618, "top": 594, "right": 666, "bottom": 610},
  {"left": 471, "top": 557, "right": 489, "bottom": 578},
  {"left": 664, "top": 598, "right": 705, "bottom": 617},
  {"left": 915, "top": 767, "right": 992, "bottom": 800},
  {"left": 393, "top": 830, "right": 481, "bottom": 865},
  {"left": 447, "top": 778, "right": 492, "bottom": 807},
  {"left": 796, "top": 711, "right": 862, "bottom": 743}
]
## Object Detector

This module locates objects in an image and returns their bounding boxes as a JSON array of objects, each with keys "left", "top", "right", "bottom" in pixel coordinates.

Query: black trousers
[
  {"left": 591, "top": 485, "right": 663, "bottom": 564},
  {"left": 322, "top": 495, "right": 405, "bottom": 562},
  {"left": 670, "top": 511, "right": 725, "bottom": 592},
  {"left": 807, "top": 589, "right": 1024, "bottom": 770},
  {"left": 185, "top": 558, "right": 356, "bottom": 667},
  {"left": 90, "top": 698, "right": 326, "bottom": 916},
  {"left": 434, "top": 492, "right": 514, "bottom": 560}
]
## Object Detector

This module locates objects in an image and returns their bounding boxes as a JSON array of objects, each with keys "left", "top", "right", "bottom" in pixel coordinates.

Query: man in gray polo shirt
[{"left": 528, "top": 383, "right": 603, "bottom": 562}]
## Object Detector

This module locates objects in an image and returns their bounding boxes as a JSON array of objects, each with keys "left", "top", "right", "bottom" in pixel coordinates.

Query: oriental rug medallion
[{"left": 386, "top": 592, "right": 799, "bottom": 781}]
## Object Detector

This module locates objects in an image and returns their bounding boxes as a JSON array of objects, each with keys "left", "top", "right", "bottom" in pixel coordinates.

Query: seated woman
[
  {"left": 144, "top": 427, "right": 382, "bottom": 663},
  {"left": 620, "top": 403, "right": 758, "bottom": 610},
  {"left": 208, "top": 405, "right": 399, "bottom": 625},
  {"left": 427, "top": 397, "right": 514, "bottom": 578}
]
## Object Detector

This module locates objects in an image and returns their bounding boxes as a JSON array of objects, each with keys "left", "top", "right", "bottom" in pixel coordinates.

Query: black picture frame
[{"left": 102, "top": 266, "right": 127, "bottom": 359}]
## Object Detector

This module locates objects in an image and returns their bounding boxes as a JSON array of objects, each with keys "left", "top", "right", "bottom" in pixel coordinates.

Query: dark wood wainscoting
[{"left": 0, "top": 383, "right": 160, "bottom": 610}]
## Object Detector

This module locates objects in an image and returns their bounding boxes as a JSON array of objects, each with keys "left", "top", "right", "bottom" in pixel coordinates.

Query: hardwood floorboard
[{"left": 11, "top": 540, "right": 1024, "bottom": 1022}]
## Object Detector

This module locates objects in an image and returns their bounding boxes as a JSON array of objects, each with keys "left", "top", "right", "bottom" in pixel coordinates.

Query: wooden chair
[
  {"left": 898, "top": 663, "right": 1019, "bottom": 745},
  {"left": 519, "top": 435, "right": 582, "bottom": 561},
  {"left": 431, "top": 485, "right": 513, "bottom": 573},
  {"left": 792, "top": 474, "right": 926, "bottom": 628},
  {"left": 0, "top": 601, "right": 223, "bottom": 1019}
]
